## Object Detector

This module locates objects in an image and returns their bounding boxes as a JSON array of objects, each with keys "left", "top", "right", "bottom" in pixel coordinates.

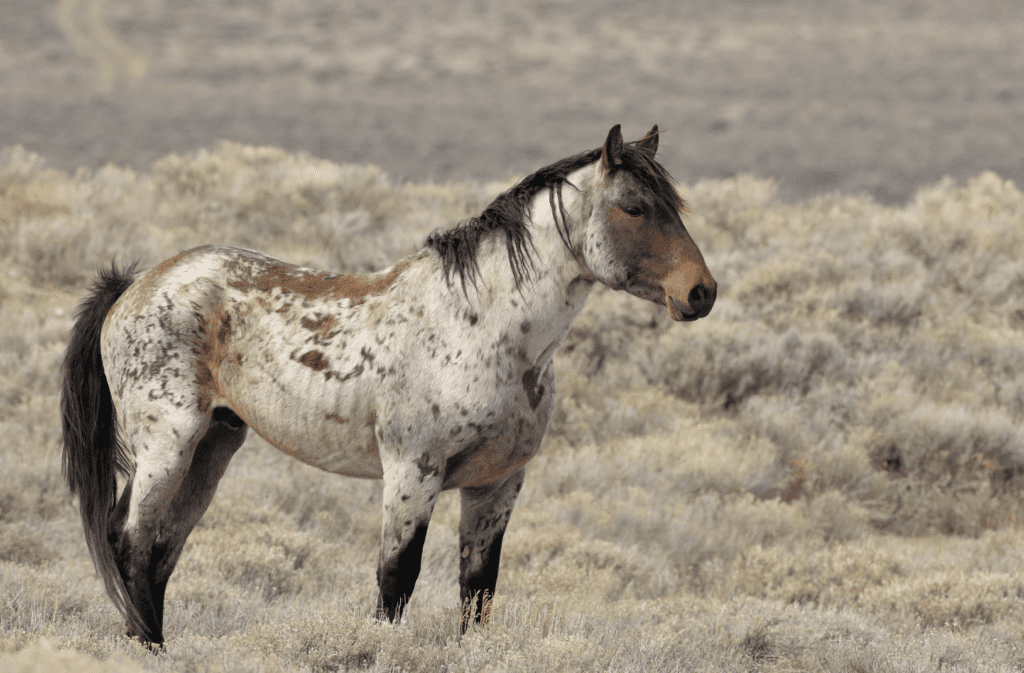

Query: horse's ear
[
  {"left": 601, "top": 124, "right": 623, "bottom": 175},
  {"left": 637, "top": 124, "right": 659, "bottom": 156}
]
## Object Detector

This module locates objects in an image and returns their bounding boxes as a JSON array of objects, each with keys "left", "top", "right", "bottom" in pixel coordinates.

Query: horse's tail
[{"left": 60, "top": 260, "right": 142, "bottom": 634}]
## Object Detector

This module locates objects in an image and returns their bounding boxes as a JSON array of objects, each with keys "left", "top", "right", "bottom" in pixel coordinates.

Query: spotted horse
[{"left": 61, "top": 124, "right": 716, "bottom": 645}]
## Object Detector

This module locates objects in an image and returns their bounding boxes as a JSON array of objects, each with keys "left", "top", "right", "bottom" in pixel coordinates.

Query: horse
[{"left": 60, "top": 124, "right": 716, "bottom": 645}]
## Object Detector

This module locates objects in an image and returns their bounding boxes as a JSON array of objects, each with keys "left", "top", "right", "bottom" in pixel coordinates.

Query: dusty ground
[{"left": 2, "top": 0, "right": 1023, "bottom": 204}]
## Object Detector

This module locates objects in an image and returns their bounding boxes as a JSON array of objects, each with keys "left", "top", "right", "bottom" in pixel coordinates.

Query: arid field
[
  {"left": 2, "top": 0, "right": 1024, "bottom": 669},
  {"left": 1, "top": 142, "right": 1023, "bottom": 671}
]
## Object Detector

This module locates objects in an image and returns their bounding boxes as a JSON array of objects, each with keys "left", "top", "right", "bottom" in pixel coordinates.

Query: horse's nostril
[{"left": 688, "top": 284, "right": 716, "bottom": 315}]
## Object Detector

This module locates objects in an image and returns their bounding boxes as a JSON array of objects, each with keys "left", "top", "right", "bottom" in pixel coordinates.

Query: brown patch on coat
[
  {"left": 326, "top": 413, "right": 348, "bottom": 424},
  {"left": 301, "top": 314, "right": 336, "bottom": 333},
  {"left": 295, "top": 349, "right": 329, "bottom": 371},
  {"left": 228, "top": 257, "right": 413, "bottom": 303},
  {"left": 301, "top": 313, "right": 340, "bottom": 343},
  {"left": 194, "top": 307, "right": 233, "bottom": 414},
  {"left": 444, "top": 439, "right": 534, "bottom": 489}
]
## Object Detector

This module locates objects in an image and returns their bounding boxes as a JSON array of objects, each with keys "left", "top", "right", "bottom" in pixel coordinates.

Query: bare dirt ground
[{"left": 2, "top": 0, "right": 1023, "bottom": 204}]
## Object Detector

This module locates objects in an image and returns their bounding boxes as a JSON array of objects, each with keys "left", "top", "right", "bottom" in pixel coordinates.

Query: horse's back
[{"left": 100, "top": 245, "right": 415, "bottom": 478}]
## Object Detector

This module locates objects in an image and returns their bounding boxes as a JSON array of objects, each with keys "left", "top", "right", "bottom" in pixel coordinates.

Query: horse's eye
[{"left": 623, "top": 205, "right": 643, "bottom": 218}]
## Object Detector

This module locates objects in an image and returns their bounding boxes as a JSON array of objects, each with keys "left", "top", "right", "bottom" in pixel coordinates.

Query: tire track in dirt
[{"left": 53, "top": 0, "right": 146, "bottom": 92}]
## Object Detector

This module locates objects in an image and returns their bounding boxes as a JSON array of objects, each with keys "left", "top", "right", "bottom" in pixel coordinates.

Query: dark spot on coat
[
  {"left": 296, "top": 350, "right": 329, "bottom": 371},
  {"left": 522, "top": 368, "right": 545, "bottom": 410},
  {"left": 468, "top": 312, "right": 478, "bottom": 325},
  {"left": 215, "top": 311, "right": 232, "bottom": 344},
  {"left": 432, "top": 404, "right": 440, "bottom": 419},
  {"left": 520, "top": 321, "right": 531, "bottom": 333},
  {"left": 326, "top": 413, "right": 348, "bottom": 424},
  {"left": 415, "top": 453, "right": 441, "bottom": 481},
  {"left": 329, "top": 362, "right": 364, "bottom": 382}
]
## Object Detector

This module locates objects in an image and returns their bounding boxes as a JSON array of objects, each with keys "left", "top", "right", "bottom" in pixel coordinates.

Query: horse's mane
[{"left": 424, "top": 139, "right": 685, "bottom": 295}]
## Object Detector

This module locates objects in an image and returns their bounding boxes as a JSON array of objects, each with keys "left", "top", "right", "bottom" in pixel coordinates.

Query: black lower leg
[
  {"left": 376, "top": 521, "right": 429, "bottom": 622},
  {"left": 459, "top": 530, "right": 506, "bottom": 631},
  {"left": 111, "top": 528, "right": 167, "bottom": 645}
]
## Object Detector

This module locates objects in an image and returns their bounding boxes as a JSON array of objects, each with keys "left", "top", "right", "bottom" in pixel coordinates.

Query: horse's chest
[{"left": 426, "top": 366, "right": 555, "bottom": 490}]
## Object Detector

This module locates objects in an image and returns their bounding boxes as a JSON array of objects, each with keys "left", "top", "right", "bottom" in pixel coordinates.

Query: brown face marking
[
  {"left": 228, "top": 257, "right": 412, "bottom": 302},
  {"left": 606, "top": 203, "right": 715, "bottom": 318},
  {"left": 295, "top": 349, "right": 329, "bottom": 371}
]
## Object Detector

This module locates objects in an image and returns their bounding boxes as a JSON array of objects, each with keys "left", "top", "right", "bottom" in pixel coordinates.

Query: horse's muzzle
[{"left": 667, "top": 282, "right": 716, "bottom": 321}]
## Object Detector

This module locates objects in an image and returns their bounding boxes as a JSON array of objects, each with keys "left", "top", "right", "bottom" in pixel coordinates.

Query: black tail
[{"left": 60, "top": 260, "right": 144, "bottom": 636}]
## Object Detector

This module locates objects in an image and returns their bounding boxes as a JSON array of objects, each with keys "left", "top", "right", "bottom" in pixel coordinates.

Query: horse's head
[{"left": 579, "top": 124, "right": 716, "bottom": 321}]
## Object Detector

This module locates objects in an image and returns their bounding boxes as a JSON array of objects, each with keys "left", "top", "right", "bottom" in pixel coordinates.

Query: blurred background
[{"left": 2, "top": 0, "right": 1022, "bottom": 204}]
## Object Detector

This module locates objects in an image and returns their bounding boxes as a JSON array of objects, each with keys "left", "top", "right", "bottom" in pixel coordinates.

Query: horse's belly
[
  {"left": 251, "top": 413, "right": 383, "bottom": 479},
  {"left": 224, "top": 378, "right": 384, "bottom": 478}
]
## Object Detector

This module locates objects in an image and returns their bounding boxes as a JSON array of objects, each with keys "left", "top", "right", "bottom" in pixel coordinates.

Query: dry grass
[{"left": 1, "top": 143, "right": 1023, "bottom": 671}]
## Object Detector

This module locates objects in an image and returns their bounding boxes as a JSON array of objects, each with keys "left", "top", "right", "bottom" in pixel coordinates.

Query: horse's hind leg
[
  {"left": 457, "top": 467, "right": 525, "bottom": 631},
  {"left": 111, "top": 408, "right": 247, "bottom": 643}
]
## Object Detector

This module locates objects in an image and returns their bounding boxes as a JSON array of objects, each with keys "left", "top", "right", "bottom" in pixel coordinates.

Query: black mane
[{"left": 424, "top": 140, "right": 684, "bottom": 294}]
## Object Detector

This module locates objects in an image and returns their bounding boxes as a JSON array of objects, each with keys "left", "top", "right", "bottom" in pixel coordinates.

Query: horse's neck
[{"left": 467, "top": 169, "right": 597, "bottom": 369}]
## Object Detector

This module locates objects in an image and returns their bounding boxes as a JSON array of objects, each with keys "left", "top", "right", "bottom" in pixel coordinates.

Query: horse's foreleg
[
  {"left": 457, "top": 467, "right": 525, "bottom": 631},
  {"left": 375, "top": 455, "right": 443, "bottom": 622}
]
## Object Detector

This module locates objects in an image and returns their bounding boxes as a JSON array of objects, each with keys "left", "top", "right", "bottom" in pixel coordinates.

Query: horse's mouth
[
  {"left": 667, "top": 294, "right": 714, "bottom": 322},
  {"left": 623, "top": 278, "right": 715, "bottom": 322},
  {"left": 668, "top": 305, "right": 701, "bottom": 322}
]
